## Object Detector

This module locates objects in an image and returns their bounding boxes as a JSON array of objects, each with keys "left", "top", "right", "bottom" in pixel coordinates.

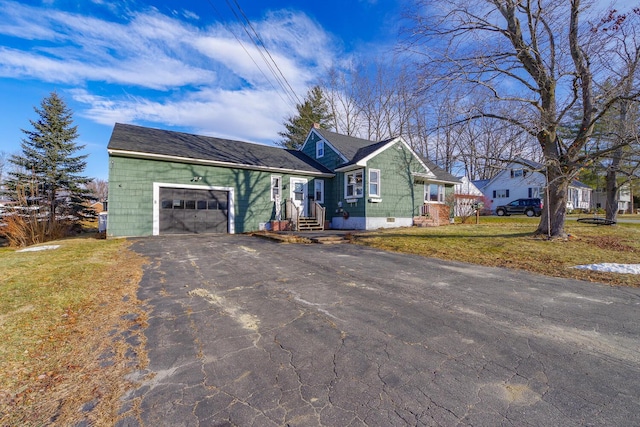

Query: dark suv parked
[{"left": 495, "top": 198, "right": 543, "bottom": 217}]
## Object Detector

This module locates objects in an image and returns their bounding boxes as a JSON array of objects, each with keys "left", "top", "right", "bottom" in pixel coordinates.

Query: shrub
[{"left": 0, "top": 187, "right": 71, "bottom": 248}]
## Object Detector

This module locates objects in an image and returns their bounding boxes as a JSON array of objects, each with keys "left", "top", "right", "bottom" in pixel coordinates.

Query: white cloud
[
  {"left": 70, "top": 88, "right": 291, "bottom": 143},
  {"left": 0, "top": 0, "right": 341, "bottom": 141}
]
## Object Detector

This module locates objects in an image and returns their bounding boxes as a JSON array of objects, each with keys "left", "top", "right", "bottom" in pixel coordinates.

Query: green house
[{"left": 106, "top": 123, "right": 459, "bottom": 237}]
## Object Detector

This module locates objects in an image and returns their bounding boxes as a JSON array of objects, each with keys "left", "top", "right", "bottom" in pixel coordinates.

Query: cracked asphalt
[{"left": 117, "top": 234, "right": 640, "bottom": 426}]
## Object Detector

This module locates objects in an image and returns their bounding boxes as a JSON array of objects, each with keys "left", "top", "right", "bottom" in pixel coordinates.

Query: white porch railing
[
  {"left": 285, "top": 198, "right": 300, "bottom": 230},
  {"left": 311, "top": 202, "right": 325, "bottom": 229}
]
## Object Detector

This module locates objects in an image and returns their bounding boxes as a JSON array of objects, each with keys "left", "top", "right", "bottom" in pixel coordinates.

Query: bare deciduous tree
[
  {"left": 592, "top": 10, "right": 640, "bottom": 220},
  {"left": 86, "top": 178, "right": 109, "bottom": 201},
  {"left": 0, "top": 151, "right": 7, "bottom": 187},
  {"left": 404, "top": 0, "right": 640, "bottom": 237}
]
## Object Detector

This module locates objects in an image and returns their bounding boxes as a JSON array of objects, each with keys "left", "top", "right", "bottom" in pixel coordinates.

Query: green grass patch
[
  {"left": 0, "top": 235, "right": 147, "bottom": 426},
  {"left": 354, "top": 218, "right": 640, "bottom": 287}
]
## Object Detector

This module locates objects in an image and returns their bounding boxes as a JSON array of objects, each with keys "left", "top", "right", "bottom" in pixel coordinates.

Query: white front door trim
[{"left": 290, "top": 177, "right": 308, "bottom": 217}]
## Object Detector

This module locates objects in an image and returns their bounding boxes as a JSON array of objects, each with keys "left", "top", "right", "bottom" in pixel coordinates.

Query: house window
[
  {"left": 493, "top": 189, "right": 510, "bottom": 198},
  {"left": 345, "top": 170, "right": 364, "bottom": 198},
  {"left": 425, "top": 184, "right": 444, "bottom": 203},
  {"left": 314, "top": 180, "right": 324, "bottom": 204},
  {"left": 511, "top": 169, "right": 524, "bottom": 178},
  {"left": 528, "top": 187, "right": 544, "bottom": 198},
  {"left": 316, "top": 140, "right": 324, "bottom": 158},
  {"left": 271, "top": 176, "right": 282, "bottom": 201},
  {"left": 582, "top": 189, "right": 590, "bottom": 200},
  {"left": 369, "top": 169, "right": 381, "bottom": 197}
]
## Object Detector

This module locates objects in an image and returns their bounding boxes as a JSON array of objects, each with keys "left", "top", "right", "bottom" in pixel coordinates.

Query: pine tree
[
  {"left": 278, "top": 86, "right": 334, "bottom": 150},
  {"left": 6, "top": 92, "right": 92, "bottom": 229}
]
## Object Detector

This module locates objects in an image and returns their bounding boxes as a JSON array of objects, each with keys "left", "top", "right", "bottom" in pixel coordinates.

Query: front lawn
[
  {"left": 0, "top": 236, "right": 147, "bottom": 426},
  {"left": 354, "top": 216, "right": 640, "bottom": 287}
]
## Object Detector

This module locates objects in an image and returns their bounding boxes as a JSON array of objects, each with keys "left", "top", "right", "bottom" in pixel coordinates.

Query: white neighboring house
[
  {"left": 474, "top": 158, "right": 592, "bottom": 213},
  {"left": 454, "top": 176, "right": 484, "bottom": 217},
  {"left": 592, "top": 183, "right": 632, "bottom": 214}
]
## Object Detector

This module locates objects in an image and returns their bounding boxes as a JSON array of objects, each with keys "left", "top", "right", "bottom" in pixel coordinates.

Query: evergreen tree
[
  {"left": 278, "top": 86, "right": 333, "bottom": 150},
  {"left": 6, "top": 92, "right": 92, "bottom": 228}
]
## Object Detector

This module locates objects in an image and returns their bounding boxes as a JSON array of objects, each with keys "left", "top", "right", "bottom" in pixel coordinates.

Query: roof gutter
[
  {"left": 412, "top": 172, "right": 459, "bottom": 185},
  {"left": 334, "top": 162, "right": 366, "bottom": 172},
  {"left": 108, "top": 149, "right": 336, "bottom": 178}
]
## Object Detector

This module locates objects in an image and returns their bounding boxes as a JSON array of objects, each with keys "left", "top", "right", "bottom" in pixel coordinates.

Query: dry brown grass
[
  {"left": 0, "top": 211, "right": 72, "bottom": 248},
  {"left": 0, "top": 236, "right": 147, "bottom": 426},
  {"left": 354, "top": 217, "right": 640, "bottom": 287}
]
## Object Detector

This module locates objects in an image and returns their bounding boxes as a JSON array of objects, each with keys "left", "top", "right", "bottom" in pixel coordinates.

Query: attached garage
[
  {"left": 158, "top": 187, "right": 229, "bottom": 234},
  {"left": 106, "top": 123, "right": 333, "bottom": 237},
  {"left": 153, "top": 183, "right": 235, "bottom": 235}
]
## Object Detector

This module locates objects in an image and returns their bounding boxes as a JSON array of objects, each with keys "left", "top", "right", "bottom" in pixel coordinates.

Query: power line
[
  {"left": 229, "top": 0, "right": 302, "bottom": 106},
  {"left": 204, "top": 0, "right": 302, "bottom": 108},
  {"left": 204, "top": 0, "right": 292, "bottom": 107}
]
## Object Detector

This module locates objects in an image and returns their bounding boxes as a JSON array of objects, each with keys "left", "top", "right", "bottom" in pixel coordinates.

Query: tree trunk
[
  {"left": 605, "top": 162, "right": 620, "bottom": 221},
  {"left": 536, "top": 170, "right": 569, "bottom": 238}
]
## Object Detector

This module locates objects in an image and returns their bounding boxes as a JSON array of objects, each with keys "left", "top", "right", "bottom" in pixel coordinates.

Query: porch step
[
  {"left": 413, "top": 216, "right": 437, "bottom": 227},
  {"left": 297, "top": 217, "right": 324, "bottom": 231},
  {"left": 310, "top": 236, "right": 349, "bottom": 244}
]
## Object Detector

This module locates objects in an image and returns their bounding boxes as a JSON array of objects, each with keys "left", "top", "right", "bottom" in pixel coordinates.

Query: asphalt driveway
[{"left": 118, "top": 234, "right": 640, "bottom": 426}]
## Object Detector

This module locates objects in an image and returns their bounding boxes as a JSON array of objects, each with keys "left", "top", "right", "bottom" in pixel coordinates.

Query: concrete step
[
  {"left": 310, "top": 236, "right": 349, "bottom": 244},
  {"left": 299, "top": 225, "right": 324, "bottom": 231},
  {"left": 413, "top": 216, "right": 437, "bottom": 227}
]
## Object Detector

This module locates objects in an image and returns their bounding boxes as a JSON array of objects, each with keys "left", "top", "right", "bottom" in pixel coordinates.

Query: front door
[{"left": 290, "top": 178, "right": 308, "bottom": 217}]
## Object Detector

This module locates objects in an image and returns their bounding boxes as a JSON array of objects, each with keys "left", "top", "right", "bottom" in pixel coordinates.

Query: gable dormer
[{"left": 300, "top": 126, "right": 349, "bottom": 171}]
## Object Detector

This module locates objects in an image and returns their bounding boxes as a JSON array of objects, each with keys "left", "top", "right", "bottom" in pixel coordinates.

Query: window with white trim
[
  {"left": 425, "top": 183, "right": 444, "bottom": 203},
  {"left": 270, "top": 175, "right": 282, "bottom": 201},
  {"left": 345, "top": 170, "right": 364, "bottom": 198},
  {"left": 528, "top": 187, "right": 544, "bottom": 198},
  {"left": 316, "top": 140, "right": 324, "bottom": 158},
  {"left": 493, "top": 189, "right": 509, "bottom": 198},
  {"left": 314, "top": 179, "right": 325, "bottom": 204},
  {"left": 369, "top": 169, "right": 381, "bottom": 197}
]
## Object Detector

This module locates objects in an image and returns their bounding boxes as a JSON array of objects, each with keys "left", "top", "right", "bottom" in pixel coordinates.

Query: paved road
[{"left": 119, "top": 235, "right": 640, "bottom": 426}]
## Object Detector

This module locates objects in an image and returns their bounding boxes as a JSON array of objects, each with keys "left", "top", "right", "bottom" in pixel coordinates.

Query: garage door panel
[
  {"left": 159, "top": 187, "right": 229, "bottom": 235},
  {"left": 161, "top": 209, "right": 188, "bottom": 234},
  {"left": 205, "top": 210, "right": 228, "bottom": 233}
]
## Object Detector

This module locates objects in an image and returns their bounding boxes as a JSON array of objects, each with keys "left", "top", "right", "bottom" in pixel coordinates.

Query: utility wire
[
  {"left": 222, "top": 0, "right": 300, "bottom": 107},
  {"left": 204, "top": 0, "right": 292, "bottom": 107},
  {"left": 230, "top": 0, "right": 302, "bottom": 106}
]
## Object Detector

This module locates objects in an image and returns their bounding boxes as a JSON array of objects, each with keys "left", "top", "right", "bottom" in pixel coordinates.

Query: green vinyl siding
[
  {"left": 364, "top": 142, "right": 430, "bottom": 219},
  {"left": 302, "top": 131, "right": 344, "bottom": 171},
  {"left": 107, "top": 155, "right": 315, "bottom": 237}
]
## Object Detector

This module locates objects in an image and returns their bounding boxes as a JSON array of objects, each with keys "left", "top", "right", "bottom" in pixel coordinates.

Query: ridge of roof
[
  {"left": 314, "top": 128, "right": 379, "bottom": 161},
  {"left": 107, "top": 123, "right": 333, "bottom": 175},
  {"left": 337, "top": 138, "right": 396, "bottom": 168}
]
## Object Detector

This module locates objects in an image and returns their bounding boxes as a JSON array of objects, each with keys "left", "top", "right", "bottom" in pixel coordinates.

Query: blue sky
[{"left": 0, "top": 0, "right": 405, "bottom": 180}]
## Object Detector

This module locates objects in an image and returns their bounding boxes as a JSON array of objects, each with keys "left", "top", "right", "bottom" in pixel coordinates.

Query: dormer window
[{"left": 316, "top": 140, "right": 324, "bottom": 158}]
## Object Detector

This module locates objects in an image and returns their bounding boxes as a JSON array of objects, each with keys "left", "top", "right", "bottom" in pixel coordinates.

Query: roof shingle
[{"left": 107, "top": 123, "right": 333, "bottom": 175}]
